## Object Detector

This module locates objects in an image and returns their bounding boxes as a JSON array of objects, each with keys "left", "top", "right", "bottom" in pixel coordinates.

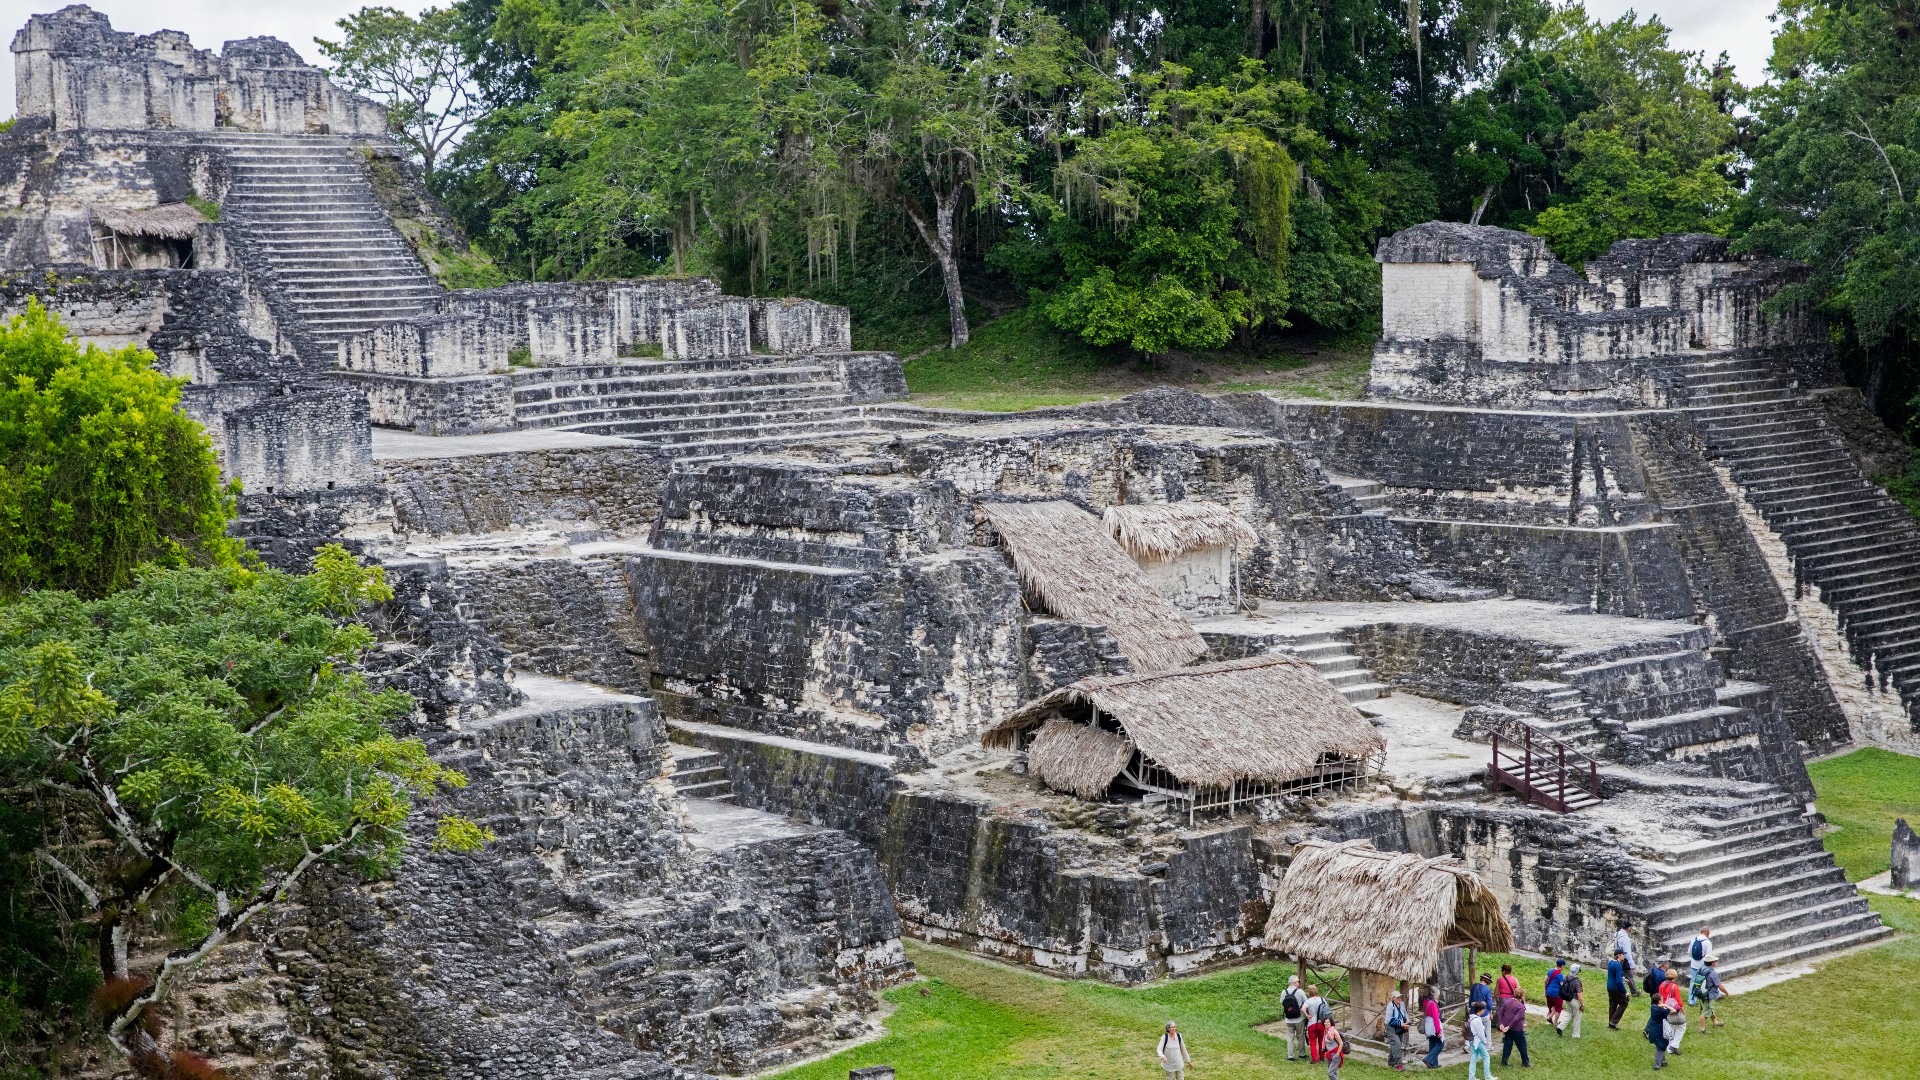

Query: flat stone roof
[
  {"left": 1197, "top": 598, "right": 1707, "bottom": 657},
  {"left": 372, "top": 427, "right": 642, "bottom": 461}
]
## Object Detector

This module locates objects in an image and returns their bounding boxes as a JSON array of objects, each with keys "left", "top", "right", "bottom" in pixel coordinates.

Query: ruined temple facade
[{"left": 5, "top": 7, "right": 1918, "bottom": 1077}]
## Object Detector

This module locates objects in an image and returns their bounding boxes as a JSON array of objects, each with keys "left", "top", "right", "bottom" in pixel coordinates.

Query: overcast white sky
[{"left": 0, "top": 0, "right": 1782, "bottom": 119}]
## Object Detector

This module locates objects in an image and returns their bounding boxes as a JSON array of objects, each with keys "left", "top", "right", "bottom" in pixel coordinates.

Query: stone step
[
  {"left": 1658, "top": 896, "right": 1878, "bottom": 966},
  {"left": 520, "top": 398, "right": 859, "bottom": 437},
  {"left": 1642, "top": 863, "right": 1849, "bottom": 927},
  {"left": 1696, "top": 912, "right": 1891, "bottom": 979},
  {"left": 1687, "top": 804, "right": 1808, "bottom": 841},
  {"left": 1648, "top": 879, "right": 1858, "bottom": 941},
  {"left": 513, "top": 371, "right": 836, "bottom": 407},
  {"left": 1661, "top": 820, "right": 1821, "bottom": 863},
  {"left": 1642, "top": 846, "right": 1838, "bottom": 899},
  {"left": 1712, "top": 922, "right": 1895, "bottom": 980}
]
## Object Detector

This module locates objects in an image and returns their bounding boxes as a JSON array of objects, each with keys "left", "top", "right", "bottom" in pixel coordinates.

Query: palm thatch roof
[
  {"left": 1103, "top": 501, "right": 1260, "bottom": 562},
  {"left": 1027, "top": 717, "right": 1134, "bottom": 799},
  {"left": 91, "top": 203, "right": 208, "bottom": 240},
  {"left": 979, "top": 500, "right": 1207, "bottom": 672},
  {"left": 983, "top": 655, "right": 1384, "bottom": 790},
  {"left": 1262, "top": 840, "right": 1514, "bottom": 983}
]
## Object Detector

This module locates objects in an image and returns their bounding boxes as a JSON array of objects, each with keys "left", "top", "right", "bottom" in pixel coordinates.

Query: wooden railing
[{"left": 1489, "top": 726, "right": 1602, "bottom": 813}]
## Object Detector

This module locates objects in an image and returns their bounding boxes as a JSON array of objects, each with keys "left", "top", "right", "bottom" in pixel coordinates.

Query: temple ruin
[{"left": 5, "top": 6, "right": 1919, "bottom": 1076}]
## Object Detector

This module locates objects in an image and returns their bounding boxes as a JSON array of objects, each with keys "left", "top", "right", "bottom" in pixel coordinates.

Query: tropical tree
[
  {"left": 1004, "top": 62, "right": 1307, "bottom": 352},
  {"left": 860, "top": 0, "right": 1076, "bottom": 347},
  {"left": 318, "top": 6, "right": 482, "bottom": 179},
  {"left": 1742, "top": 0, "right": 1920, "bottom": 419},
  {"left": 0, "top": 548, "right": 492, "bottom": 1072},
  {"left": 0, "top": 302, "right": 237, "bottom": 600}
]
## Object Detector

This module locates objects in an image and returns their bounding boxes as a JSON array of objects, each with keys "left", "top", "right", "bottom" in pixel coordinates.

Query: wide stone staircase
[
  {"left": 1680, "top": 355, "right": 1920, "bottom": 722},
  {"left": 203, "top": 131, "right": 440, "bottom": 358},
  {"left": 508, "top": 358, "right": 898, "bottom": 456},
  {"left": 1637, "top": 784, "right": 1892, "bottom": 978}
]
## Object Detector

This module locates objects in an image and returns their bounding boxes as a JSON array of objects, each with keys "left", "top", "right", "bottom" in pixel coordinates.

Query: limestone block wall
[
  {"left": 340, "top": 311, "right": 511, "bottom": 377},
  {"left": 663, "top": 298, "right": 753, "bottom": 359},
  {"left": 610, "top": 277, "right": 723, "bottom": 346},
  {"left": 749, "top": 297, "right": 853, "bottom": 353},
  {"left": 380, "top": 443, "right": 670, "bottom": 537},
  {"left": 216, "top": 385, "right": 374, "bottom": 494},
  {"left": 337, "top": 370, "right": 516, "bottom": 434},
  {"left": 821, "top": 350, "right": 913, "bottom": 402},
  {"left": 269, "top": 685, "right": 908, "bottom": 1078}
]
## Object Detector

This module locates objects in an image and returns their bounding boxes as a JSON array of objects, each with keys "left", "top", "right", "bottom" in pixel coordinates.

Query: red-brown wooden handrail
[{"left": 1489, "top": 726, "right": 1603, "bottom": 813}]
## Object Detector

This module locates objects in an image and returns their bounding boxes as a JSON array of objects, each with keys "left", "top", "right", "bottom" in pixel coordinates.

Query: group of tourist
[{"left": 1151, "top": 922, "right": 1731, "bottom": 1077}]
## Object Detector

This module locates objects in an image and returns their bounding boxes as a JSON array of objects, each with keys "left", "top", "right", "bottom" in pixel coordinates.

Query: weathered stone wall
[
  {"left": 337, "top": 370, "right": 516, "bottom": 434},
  {"left": 12, "top": 7, "right": 387, "bottom": 135},
  {"left": 380, "top": 444, "right": 670, "bottom": 537}
]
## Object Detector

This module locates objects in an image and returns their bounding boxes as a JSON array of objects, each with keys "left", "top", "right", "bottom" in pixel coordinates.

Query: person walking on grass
[
  {"left": 1305, "top": 986, "right": 1330, "bottom": 1064},
  {"left": 1607, "top": 949, "right": 1631, "bottom": 1029},
  {"left": 1645, "top": 984, "right": 1672, "bottom": 1070},
  {"left": 1658, "top": 972, "right": 1688, "bottom": 1055},
  {"left": 1470, "top": 972, "right": 1494, "bottom": 1017},
  {"left": 1157, "top": 1021, "right": 1191, "bottom": 1079},
  {"left": 1558, "top": 963, "right": 1585, "bottom": 1039},
  {"left": 1495, "top": 988, "right": 1530, "bottom": 1069},
  {"left": 1422, "top": 986, "right": 1445, "bottom": 1069},
  {"left": 1386, "top": 988, "right": 1411, "bottom": 1071},
  {"left": 1615, "top": 922, "right": 1639, "bottom": 993},
  {"left": 1467, "top": 1000, "right": 1495, "bottom": 1080},
  {"left": 1698, "top": 955, "right": 1729, "bottom": 1029},
  {"left": 1282, "top": 975, "right": 1310, "bottom": 1061},
  {"left": 1495, "top": 964, "right": 1520, "bottom": 1003},
  {"left": 1687, "top": 927, "right": 1713, "bottom": 1003},
  {"left": 1544, "top": 959, "right": 1566, "bottom": 1030},
  {"left": 1322, "top": 1019, "right": 1348, "bottom": 1080},
  {"left": 1642, "top": 956, "right": 1668, "bottom": 998}
]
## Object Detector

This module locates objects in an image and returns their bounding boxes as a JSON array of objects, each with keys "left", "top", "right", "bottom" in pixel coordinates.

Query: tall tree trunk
[
  {"left": 1248, "top": 0, "right": 1267, "bottom": 59},
  {"left": 906, "top": 189, "right": 970, "bottom": 348},
  {"left": 1468, "top": 184, "right": 1495, "bottom": 226}
]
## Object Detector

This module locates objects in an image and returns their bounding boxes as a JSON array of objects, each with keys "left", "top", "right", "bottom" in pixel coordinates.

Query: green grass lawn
[
  {"left": 1808, "top": 747, "right": 1920, "bottom": 881},
  {"left": 900, "top": 308, "right": 1372, "bottom": 412},
  {"left": 777, "top": 748, "right": 1920, "bottom": 1079}
]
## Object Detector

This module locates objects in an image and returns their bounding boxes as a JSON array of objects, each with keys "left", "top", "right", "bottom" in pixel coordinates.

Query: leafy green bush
[
  {"left": 0, "top": 301, "right": 238, "bottom": 598},
  {"left": 182, "top": 195, "right": 220, "bottom": 222}
]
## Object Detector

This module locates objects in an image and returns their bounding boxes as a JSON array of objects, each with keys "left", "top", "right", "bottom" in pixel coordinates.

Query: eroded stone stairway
[
  {"left": 1680, "top": 356, "right": 1920, "bottom": 722},
  {"left": 509, "top": 357, "right": 894, "bottom": 455},
  {"left": 203, "top": 131, "right": 440, "bottom": 357},
  {"left": 1637, "top": 784, "right": 1892, "bottom": 977}
]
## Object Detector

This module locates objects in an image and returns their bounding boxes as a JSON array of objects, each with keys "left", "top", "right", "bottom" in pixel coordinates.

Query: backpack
[
  {"left": 1691, "top": 937, "right": 1706, "bottom": 962},
  {"left": 1283, "top": 991, "right": 1303, "bottom": 1020}
]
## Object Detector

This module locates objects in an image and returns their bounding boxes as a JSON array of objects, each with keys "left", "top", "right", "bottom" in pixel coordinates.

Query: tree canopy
[
  {"left": 310, "top": 0, "right": 1918, "bottom": 430},
  {"left": 0, "top": 302, "right": 238, "bottom": 599}
]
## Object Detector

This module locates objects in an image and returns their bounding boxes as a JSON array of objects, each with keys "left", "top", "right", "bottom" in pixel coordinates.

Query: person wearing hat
[
  {"left": 1698, "top": 954, "right": 1729, "bottom": 1028},
  {"left": 1559, "top": 963, "right": 1585, "bottom": 1038},
  {"left": 1606, "top": 948, "right": 1631, "bottom": 1028},
  {"left": 1385, "top": 987, "right": 1411, "bottom": 1070},
  {"left": 1543, "top": 958, "right": 1566, "bottom": 1029}
]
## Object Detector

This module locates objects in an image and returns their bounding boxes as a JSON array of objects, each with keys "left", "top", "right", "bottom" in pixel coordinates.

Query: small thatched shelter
[
  {"left": 1103, "top": 500, "right": 1261, "bottom": 615},
  {"left": 979, "top": 500, "right": 1207, "bottom": 672},
  {"left": 1264, "top": 840, "right": 1513, "bottom": 981},
  {"left": 1263, "top": 840, "right": 1513, "bottom": 1038},
  {"left": 984, "top": 655, "right": 1385, "bottom": 817},
  {"left": 1103, "top": 501, "right": 1259, "bottom": 561},
  {"left": 90, "top": 203, "right": 207, "bottom": 269}
]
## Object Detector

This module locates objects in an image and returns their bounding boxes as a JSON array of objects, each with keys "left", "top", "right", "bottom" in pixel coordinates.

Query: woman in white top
[
  {"left": 1467, "top": 1000, "right": 1494, "bottom": 1080},
  {"left": 1157, "top": 1021, "right": 1192, "bottom": 1079}
]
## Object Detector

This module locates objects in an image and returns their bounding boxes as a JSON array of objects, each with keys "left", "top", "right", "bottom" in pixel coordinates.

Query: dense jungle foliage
[{"left": 317, "top": 0, "right": 1920, "bottom": 435}]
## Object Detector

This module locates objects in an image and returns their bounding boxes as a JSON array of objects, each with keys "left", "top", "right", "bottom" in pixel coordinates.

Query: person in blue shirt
[
  {"left": 1606, "top": 948, "right": 1631, "bottom": 1029},
  {"left": 1469, "top": 972, "right": 1494, "bottom": 1016}
]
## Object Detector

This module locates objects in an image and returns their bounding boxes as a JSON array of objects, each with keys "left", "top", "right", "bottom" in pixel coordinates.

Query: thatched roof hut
[
  {"left": 985, "top": 655, "right": 1384, "bottom": 804},
  {"left": 92, "top": 203, "right": 208, "bottom": 240},
  {"left": 1025, "top": 718, "right": 1135, "bottom": 799},
  {"left": 1263, "top": 840, "right": 1514, "bottom": 983},
  {"left": 1103, "top": 501, "right": 1259, "bottom": 562},
  {"left": 979, "top": 500, "right": 1206, "bottom": 672}
]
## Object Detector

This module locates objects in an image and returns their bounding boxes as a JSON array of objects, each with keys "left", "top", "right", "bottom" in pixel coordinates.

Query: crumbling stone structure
[{"left": 4, "top": 6, "right": 1911, "bottom": 1073}]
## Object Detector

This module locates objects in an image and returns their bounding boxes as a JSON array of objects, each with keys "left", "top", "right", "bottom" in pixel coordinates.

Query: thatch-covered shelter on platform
[
  {"left": 1263, "top": 840, "right": 1514, "bottom": 1041},
  {"left": 983, "top": 656, "right": 1385, "bottom": 819},
  {"left": 1103, "top": 500, "right": 1259, "bottom": 615},
  {"left": 90, "top": 203, "right": 207, "bottom": 269},
  {"left": 979, "top": 500, "right": 1207, "bottom": 672}
]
